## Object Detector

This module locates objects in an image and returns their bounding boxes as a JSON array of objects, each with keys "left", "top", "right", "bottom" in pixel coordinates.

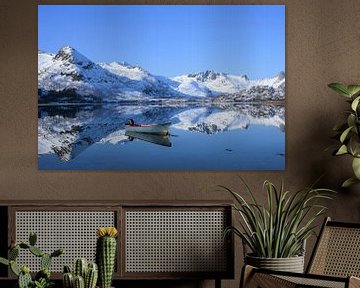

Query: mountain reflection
[{"left": 38, "top": 102, "right": 285, "bottom": 161}]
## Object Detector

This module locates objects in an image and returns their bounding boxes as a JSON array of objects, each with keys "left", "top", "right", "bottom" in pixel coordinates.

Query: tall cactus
[{"left": 96, "top": 227, "right": 118, "bottom": 288}]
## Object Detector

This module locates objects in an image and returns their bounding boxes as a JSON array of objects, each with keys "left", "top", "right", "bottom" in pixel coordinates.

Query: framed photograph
[{"left": 38, "top": 5, "right": 285, "bottom": 170}]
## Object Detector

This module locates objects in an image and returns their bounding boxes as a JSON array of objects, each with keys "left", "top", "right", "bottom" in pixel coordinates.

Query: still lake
[{"left": 38, "top": 102, "right": 285, "bottom": 170}]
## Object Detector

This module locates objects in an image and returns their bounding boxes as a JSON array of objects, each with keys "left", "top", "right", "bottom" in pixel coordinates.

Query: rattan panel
[
  {"left": 277, "top": 275, "right": 345, "bottom": 288},
  {"left": 15, "top": 211, "right": 115, "bottom": 272},
  {"left": 310, "top": 226, "right": 360, "bottom": 277},
  {"left": 125, "top": 210, "right": 227, "bottom": 273}
]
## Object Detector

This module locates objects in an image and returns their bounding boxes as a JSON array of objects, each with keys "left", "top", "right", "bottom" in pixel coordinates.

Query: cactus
[
  {"left": 29, "top": 245, "right": 44, "bottom": 257},
  {"left": 41, "top": 253, "right": 52, "bottom": 270},
  {"left": 10, "top": 260, "right": 20, "bottom": 276},
  {"left": 35, "top": 268, "right": 51, "bottom": 283},
  {"left": 85, "top": 263, "right": 98, "bottom": 288},
  {"left": 9, "top": 246, "right": 19, "bottom": 260},
  {"left": 0, "top": 233, "right": 64, "bottom": 288},
  {"left": 96, "top": 227, "right": 118, "bottom": 288},
  {"left": 29, "top": 232, "right": 37, "bottom": 246},
  {"left": 63, "top": 272, "right": 74, "bottom": 288},
  {"left": 73, "top": 275, "right": 85, "bottom": 288},
  {"left": 51, "top": 248, "right": 64, "bottom": 258},
  {"left": 63, "top": 260, "right": 98, "bottom": 288},
  {"left": 0, "top": 257, "right": 9, "bottom": 266},
  {"left": 74, "top": 258, "right": 87, "bottom": 279},
  {"left": 19, "top": 270, "right": 32, "bottom": 288}
]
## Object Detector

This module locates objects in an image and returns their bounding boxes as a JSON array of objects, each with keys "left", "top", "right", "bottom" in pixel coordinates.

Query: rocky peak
[
  {"left": 54, "top": 46, "right": 93, "bottom": 68},
  {"left": 277, "top": 71, "right": 285, "bottom": 81},
  {"left": 188, "top": 70, "right": 224, "bottom": 82}
]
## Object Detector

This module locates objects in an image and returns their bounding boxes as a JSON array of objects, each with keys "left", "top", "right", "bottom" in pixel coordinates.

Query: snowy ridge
[{"left": 38, "top": 46, "right": 285, "bottom": 103}]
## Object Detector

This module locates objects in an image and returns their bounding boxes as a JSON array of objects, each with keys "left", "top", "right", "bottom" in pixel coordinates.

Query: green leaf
[
  {"left": 0, "top": 257, "right": 9, "bottom": 266},
  {"left": 340, "top": 126, "right": 353, "bottom": 143},
  {"left": 347, "top": 114, "right": 356, "bottom": 128},
  {"left": 352, "top": 157, "right": 360, "bottom": 179},
  {"left": 10, "top": 261, "right": 20, "bottom": 276},
  {"left": 351, "top": 96, "right": 360, "bottom": 111},
  {"left": 347, "top": 85, "right": 360, "bottom": 97},
  {"left": 328, "top": 83, "right": 350, "bottom": 97},
  {"left": 349, "top": 135, "right": 360, "bottom": 157},
  {"left": 342, "top": 177, "right": 360, "bottom": 188},
  {"left": 336, "top": 144, "right": 348, "bottom": 155},
  {"left": 333, "top": 122, "right": 348, "bottom": 132}
]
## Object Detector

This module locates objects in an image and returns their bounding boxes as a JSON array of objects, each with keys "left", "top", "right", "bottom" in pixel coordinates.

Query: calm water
[{"left": 38, "top": 103, "right": 285, "bottom": 170}]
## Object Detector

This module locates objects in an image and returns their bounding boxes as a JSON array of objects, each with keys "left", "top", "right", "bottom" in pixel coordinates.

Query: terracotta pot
[{"left": 245, "top": 254, "right": 304, "bottom": 273}]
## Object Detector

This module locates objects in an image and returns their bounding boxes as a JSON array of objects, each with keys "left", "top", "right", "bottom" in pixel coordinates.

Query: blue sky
[{"left": 38, "top": 5, "right": 285, "bottom": 78}]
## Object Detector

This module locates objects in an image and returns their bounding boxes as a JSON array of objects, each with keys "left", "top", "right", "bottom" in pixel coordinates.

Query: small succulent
[{"left": 62, "top": 259, "right": 98, "bottom": 288}]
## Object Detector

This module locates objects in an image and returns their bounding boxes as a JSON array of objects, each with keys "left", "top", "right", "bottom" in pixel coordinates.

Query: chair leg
[
  {"left": 240, "top": 265, "right": 255, "bottom": 288},
  {"left": 240, "top": 265, "right": 296, "bottom": 288},
  {"left": 215, "top": 278, "right": 221, "bottom": 288}
]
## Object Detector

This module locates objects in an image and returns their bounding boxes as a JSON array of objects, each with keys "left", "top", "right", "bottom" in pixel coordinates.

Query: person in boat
[{"left": 126, "top": 119, "right": 135, "bottom": 126}]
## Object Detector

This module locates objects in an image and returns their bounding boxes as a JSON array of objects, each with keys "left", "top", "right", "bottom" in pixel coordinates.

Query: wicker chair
[{"left": 241, "top": 217, "right": 360, "bottom": 288}]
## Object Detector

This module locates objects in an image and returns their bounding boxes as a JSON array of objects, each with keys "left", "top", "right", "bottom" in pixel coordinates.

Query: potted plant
[
  {"left": 221, "top": 179, "right": 334, "bottom": 273},
  {"left": 328, "top": 83, "right": 360, "bottom": 187},
  {"left": 0, "top": 232, "right": 64, "bottom": 288}
]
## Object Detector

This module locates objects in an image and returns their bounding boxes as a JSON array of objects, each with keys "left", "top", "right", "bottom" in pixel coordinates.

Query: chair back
[{"left": 307, "top": 217, "right": 360, "bottom": 277}]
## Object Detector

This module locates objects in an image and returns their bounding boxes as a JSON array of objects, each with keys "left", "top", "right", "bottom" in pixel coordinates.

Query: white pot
[{"left": 245, "top": 254, "right": 305, "bottom": 273}]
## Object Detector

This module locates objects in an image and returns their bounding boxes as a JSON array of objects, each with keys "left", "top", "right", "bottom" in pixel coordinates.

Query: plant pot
[{"left": 245, "top": 254, "right": 304, "bottom": 273}]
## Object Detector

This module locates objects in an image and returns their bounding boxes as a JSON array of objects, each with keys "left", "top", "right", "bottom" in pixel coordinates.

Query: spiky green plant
[
  {"left": 0, "top": 232, "right": 63, "bottom": 288},
  {"left": 328, "top": 83, "right": 360, "bottom": 187},
  {"left": 96, "top": 227, "right": 118, "bottom": 288},
  {"left": 63, "top": 260, "right": 98, "bottom": 288},
  {"left": 221, "top": 178, "right": 335, "bottom": 258}
]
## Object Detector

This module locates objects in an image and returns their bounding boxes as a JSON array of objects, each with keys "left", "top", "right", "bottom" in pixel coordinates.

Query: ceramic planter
[{"left": 245, "top": 254, "right": 305, "bottom": 273}]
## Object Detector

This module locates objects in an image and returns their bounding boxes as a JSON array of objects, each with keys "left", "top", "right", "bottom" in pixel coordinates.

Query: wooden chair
[{"left": 241, "top": 217, "right": 360, "bottom": 288}]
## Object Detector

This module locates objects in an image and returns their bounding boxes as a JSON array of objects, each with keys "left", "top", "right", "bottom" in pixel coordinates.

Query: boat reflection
[{"left": 125, "top": 131, "right": 172, "bottom": 147}]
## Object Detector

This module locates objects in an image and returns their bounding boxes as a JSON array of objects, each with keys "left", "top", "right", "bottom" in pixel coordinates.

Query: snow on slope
[
  {"left": 172, "top": 70, "right": 285, "bottom": 98},
  {"left": 172, "top": 105, "right": 285, "bottom": 134},
  {"left": 38, "top": 46, "right": 285, "bottom": 102}
]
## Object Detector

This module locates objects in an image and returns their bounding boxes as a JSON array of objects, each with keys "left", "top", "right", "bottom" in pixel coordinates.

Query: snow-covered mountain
[
  {"left": 171, "top": 70, "right": 285, "bottom": 98},
  {"left": 38, "top": 46, "right": 285, "bottom": 103}
]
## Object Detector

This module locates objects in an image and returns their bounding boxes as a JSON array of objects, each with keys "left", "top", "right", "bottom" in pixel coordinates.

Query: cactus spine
[
  {"left": 73, "top": 275, "right": 85, "bottom": 288},
  {"left": 0, "top": 233, "right": 64, "bottom": 288},
  {"left": 63, "top": 272, "right": 74, "bottom": 288},
  {"left": 85, "top": 262, "right": 98, "bottom": 288},
  {"left": 18, "top": 269, "right": 32, "bottom": 288},
  {"left": 96, "top": 227, "right": 118, "bottom": 288},
  {"left": 74, "top": 258, "right": 88, "bottom": 279},
  {"left": 63, "top": 260, "right": 98, "bottom": 288}
]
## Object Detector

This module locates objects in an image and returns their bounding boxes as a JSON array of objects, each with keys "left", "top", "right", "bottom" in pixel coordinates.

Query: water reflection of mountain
[{"left": 38, "top": 102, "right": 284, "bottom": 161}]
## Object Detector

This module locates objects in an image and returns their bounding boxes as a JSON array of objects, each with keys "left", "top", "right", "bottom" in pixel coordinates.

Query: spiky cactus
[
  {"left": 85, "top": 262, "right": 98, "bottom": 288},
  {"left": 63, "top": 260, "right": 98, "bottom": 288},
  {"left": 74, "top": 258, "right": 88, "bottom": 279},
  {"left": 18, "top": 266, "right": 32, "bottom": 288},
  {"left": 73, "top": 275, "right": 85, "bottom": 288},
  {"left": 63, "top": 272, "right": 74, "bottom": 288},
  {"left": 0, "top": 232, "right": 64, "bottom": 288},
  {"left": 96, "top": 227, "right": 118, "bottom": 288}
]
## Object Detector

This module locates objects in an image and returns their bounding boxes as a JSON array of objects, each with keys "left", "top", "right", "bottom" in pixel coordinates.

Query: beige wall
[{"left": 1, "top": 0, "right": 360, "bottom": 287}]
